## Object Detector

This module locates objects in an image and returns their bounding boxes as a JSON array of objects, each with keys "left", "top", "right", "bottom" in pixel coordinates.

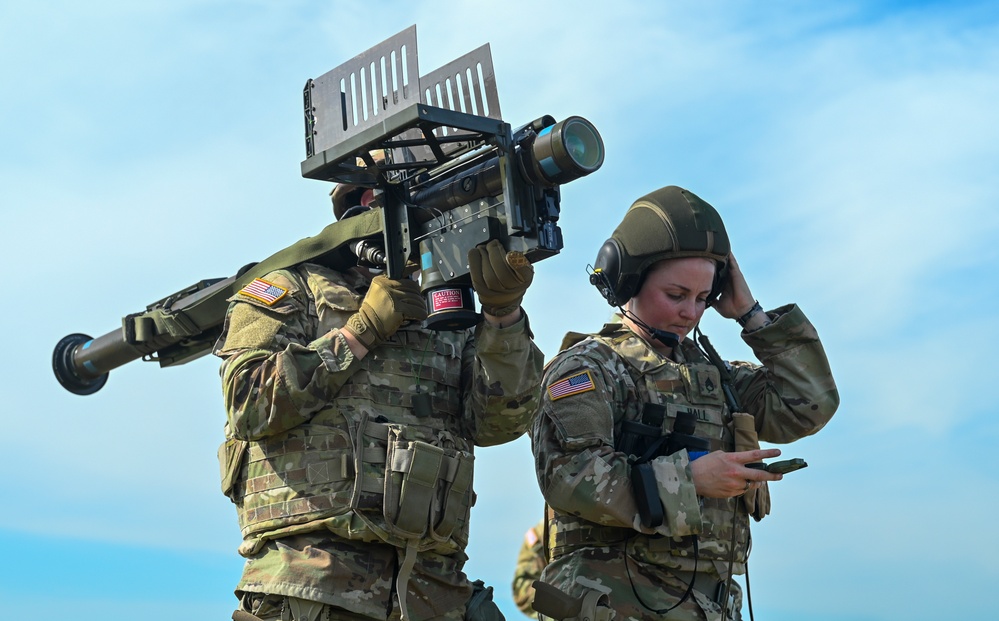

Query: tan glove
[
  {"left": 343, "top": 275, "right": 428, "bottom": 350},
  {"left": 467, "top": 239, "right": 534, "bottom": 317},
  {"left": 732, "top": 411, "right": 771, "bottom": 521}
]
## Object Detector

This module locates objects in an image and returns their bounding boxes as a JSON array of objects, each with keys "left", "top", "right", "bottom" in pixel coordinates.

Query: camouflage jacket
[
  {"left": 213, "top": 262, "right": 544, "bottom": 617},
  {"left": 530, "top": 304, "right": 838, "bottom": 618},
  {"left": 512, "top": 519, "right": 547, "bottom": 618}
]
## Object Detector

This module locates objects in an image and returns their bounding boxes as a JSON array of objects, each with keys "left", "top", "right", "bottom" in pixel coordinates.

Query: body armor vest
[
  {"left": 220, "top": 266, "right": 476, "bottom": 557},
  {"left": 552, "top": 329, "right": 750, "bottom": 572}
]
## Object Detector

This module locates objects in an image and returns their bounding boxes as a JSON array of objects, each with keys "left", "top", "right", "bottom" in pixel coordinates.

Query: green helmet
[{"left": 590, "top": 185, "right": 730, "bottom": 306}]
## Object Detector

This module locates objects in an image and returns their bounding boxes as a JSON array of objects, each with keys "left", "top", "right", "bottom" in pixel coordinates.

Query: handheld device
[{"left": 746, "top": 458, "right": 808, "bottom": 475}]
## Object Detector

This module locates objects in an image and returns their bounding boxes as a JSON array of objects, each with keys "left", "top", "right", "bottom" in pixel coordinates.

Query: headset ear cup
[{"left": 593, "top": 239, "right": 625, "bottom": 306}]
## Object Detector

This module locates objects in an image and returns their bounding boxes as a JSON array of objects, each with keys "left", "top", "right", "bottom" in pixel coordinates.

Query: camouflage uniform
[
  {"left": 215, "top": 262, "right": 544, "bottom": 621},
  {"left": 512, "top": 519, "right": 547, "bottom": 618},
  {"left": 531, "top": 305, "right": 838, "bottom": 621}
]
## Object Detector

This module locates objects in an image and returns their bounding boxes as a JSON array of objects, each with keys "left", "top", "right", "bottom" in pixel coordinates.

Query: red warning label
[{"left": 430, "top": 288, "right": 464, "bottom": 312}]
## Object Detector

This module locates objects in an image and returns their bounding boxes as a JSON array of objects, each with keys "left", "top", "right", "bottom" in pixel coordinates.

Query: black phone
[{"left": 746, "top": 458, "right": 808, "bottom": 474}]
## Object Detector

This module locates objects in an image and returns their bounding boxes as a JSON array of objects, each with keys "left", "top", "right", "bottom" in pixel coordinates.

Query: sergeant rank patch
[
  {"left": 547, "top": 370, "right": 595, "bottom": 401},
  {"left": 238, "top": 278, "right": 288, "bottom": 305}
]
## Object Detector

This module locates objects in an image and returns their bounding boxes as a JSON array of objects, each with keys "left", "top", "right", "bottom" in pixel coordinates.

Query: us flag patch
[
  {"left": 238, "top": 278, "right": 288, "bottom": 305},
  {"left": 547, "top": 370, "right": 595, "bottom": 401}
]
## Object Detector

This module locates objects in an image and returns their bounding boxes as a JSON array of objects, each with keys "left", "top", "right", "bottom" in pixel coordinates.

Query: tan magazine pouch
[
  {"left": 378, "top": 424, "right": 475, "bottom": 621},
  {"left": 732, "top": 411, "right": 770, "bottom": 521},
  {"left": 382, "top": 426, "right": 474, "bottom": 541}
]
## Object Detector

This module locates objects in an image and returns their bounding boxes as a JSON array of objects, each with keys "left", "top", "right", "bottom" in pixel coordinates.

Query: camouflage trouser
[
  {"left": 235, "top": 584, "right": 503, "bottom": 621},
  {"left": 235, "top": 593, "right": 374, "bottom": 621},
  {"left": 540, "top": 549, "right": 742, "bottom": 621}
]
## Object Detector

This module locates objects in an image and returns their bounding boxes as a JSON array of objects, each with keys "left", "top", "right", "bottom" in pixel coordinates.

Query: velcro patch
[
  {"left": 238, "top": 278, "right": 288, "bottom": 306},
  {"left": 547, "top": 370, "right": 595, "bottom": 401}
]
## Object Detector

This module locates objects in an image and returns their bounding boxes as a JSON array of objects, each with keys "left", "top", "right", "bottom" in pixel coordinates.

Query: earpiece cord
[
  {"left": 718, "top": 509, "right": 740, "bottom": 620},
  {"left": 746, "top": 533, "right": 755, "bottom": 621},
  {"left": 694, "top": 327, "right": 742, "bottom": 413},
  {"left": 624, "top": 534, "right": 699, "bottom": 614},
  {"left": 692, "top": 325, "right": 708, "bottom": 358}
]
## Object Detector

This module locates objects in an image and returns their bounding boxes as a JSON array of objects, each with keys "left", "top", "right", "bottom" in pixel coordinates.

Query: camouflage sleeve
[
  {"left": 530, "top": 351, "right": 702, "bottom": 536},
  {"left": 731, "top": 304, "right": 840, "bottom": 443},
  {"left": 462, "top": 313, "right": 545, "bottom": 447},
  {"left": 214, "top": 270, "right": 363, "bottom": 441},
  {"left": 511, "top": 520, "right": 546, "bottom": 618}
]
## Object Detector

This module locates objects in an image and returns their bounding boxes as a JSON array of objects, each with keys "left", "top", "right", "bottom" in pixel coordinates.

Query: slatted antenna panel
[
  {"left": 305, "top": 25, "right": 420, "bottom": 158},
  {"left": 302, "top": 26, "right": 508, "bottom": 184},
  {"left": 412, "top": 43, "right": 503, "bottom": 161}
]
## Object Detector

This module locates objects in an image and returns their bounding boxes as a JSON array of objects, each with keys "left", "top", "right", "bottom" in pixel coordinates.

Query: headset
[
  {"left": 588, "top": 236, "right": 730, "bottom": 349},
  {"left": 589, "top": 238, "right": 729, "bottom": 307},
  {"left": 588, "top": 238, "right": 636, "bottom": 308}
]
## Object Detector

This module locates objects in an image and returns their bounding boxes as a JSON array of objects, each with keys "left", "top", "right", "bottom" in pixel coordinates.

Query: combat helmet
[
  {"left": 329, "top": 150, "right": 388, "bottom": 220},
  {"left": 590, "top": 185, "right": 730, "bottom": 307},
  {"left": 330, "top": 183, "right": 371, "bottom": 220}
]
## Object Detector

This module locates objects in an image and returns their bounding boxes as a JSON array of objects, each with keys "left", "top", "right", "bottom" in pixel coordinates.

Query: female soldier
[{"left": 530, "top": 186, "right": 838, "bottom": 621}]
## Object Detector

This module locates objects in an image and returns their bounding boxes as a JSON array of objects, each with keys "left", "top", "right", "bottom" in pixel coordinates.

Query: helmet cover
[{"left": 593, "top": 185, "right": 730, "bottom": 305}]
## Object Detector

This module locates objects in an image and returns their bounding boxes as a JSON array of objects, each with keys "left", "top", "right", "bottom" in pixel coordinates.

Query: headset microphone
[
  {"left": 620, "top": 308, "right": 680, "bottom": 349},
  {"left": 648, "top": 327, "right": 680, "bottom": 349}
]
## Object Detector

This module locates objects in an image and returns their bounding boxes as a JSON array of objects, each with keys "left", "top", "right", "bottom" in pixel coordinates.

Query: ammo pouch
[
  {"left": 218, "top": 436, "right": 248, "bottom": 502},
  {"left": 618, "top": 408, "right": 667, "bottom": 529},
  {"left": 352, "top": 417, "right": 475, "bottom": 546},
  {"left": 381, "top": 424, "right": 475, "bottom": 543},
  {"left": 356, "top": 420, "right": 475, "bottom": 621},
  {"left": 619, "top": 404, "right": 710, "bottom": 529}
]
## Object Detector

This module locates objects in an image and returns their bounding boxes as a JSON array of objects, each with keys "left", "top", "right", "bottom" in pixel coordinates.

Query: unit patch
[
  {"left": 238, "top": 278, "right": 288, "bottom": 305},
  {"left": 525, "top": 527, "right": 538, "bottom": 547},
  {"left": 547, "top": 370, "right": 595, "bottom": 401}
]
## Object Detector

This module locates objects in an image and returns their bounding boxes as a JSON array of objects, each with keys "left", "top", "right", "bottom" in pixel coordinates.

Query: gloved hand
[
  {"left": 467, "top": 239, "right": 534, "bottom": 317},
  {"left": 343, "top": 275, "right": 428, "bottom": 350},
  {"left": 732, "top": 412, "right": 772, "bottom": 521}
]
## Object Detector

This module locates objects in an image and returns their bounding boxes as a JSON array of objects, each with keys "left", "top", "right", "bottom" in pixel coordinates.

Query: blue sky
[{"left": 2, "top": 1, "right": 998, "bottom": 619}]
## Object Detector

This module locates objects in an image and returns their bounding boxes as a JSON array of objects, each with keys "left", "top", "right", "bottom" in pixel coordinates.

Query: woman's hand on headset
[{"left": 712, "top": 253, "right": 757, "bottom": 320}]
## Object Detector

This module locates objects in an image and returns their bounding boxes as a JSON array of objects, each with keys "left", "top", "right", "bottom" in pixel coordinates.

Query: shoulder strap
[{"left": 186, "top": 209, "right": 383, "bottom": 330}]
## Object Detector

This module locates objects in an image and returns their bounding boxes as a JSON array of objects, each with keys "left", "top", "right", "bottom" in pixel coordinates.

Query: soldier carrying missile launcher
[{"left": 53, "top": 25, "right": 605, "bottom": 621}]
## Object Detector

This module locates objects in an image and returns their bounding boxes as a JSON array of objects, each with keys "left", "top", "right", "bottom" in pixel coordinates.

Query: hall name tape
[{"left": 548, "top": 370, "right": 595, "bottom": 401}]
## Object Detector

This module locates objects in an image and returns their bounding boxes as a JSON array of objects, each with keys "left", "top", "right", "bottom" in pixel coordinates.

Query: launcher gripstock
[{"left": 52, "top": 25, "right": 604, "bottom": 395}]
